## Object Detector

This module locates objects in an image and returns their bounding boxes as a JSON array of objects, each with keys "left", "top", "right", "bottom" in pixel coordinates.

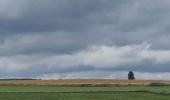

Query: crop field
[
  {"left": 0, "top": 80, "right": 170, "bottom": 100},
  {"left": 0, "top": 79, "right": 170, "bottom": 85}
]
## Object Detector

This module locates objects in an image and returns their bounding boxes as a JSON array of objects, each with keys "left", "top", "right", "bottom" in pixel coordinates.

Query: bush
[{"left": 149, "top": 83, "right": 168, "bottom": 86}]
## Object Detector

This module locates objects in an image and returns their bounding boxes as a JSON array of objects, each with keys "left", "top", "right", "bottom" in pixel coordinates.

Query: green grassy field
[
  {"left": 0, "top": 85, "right": 170, "bottom": 93},
  {"left": 0, "top": 92, "right": 170, "bottom": 100},
  {"left": 0, "top": 85, "right": 170, "bottom": 100}
]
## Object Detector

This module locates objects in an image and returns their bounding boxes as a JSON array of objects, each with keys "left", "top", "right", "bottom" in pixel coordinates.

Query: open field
[
  {"left": 0, "top": 92, "right": 170, "bottom": 100},
  {"left": 0, "top": 85, "right": 170, "bottom": 100},
  {"left": 0, "top": 80, "right": 170, "bottom": 100},
  {"left": 0, "top": 79, "right": 170, "bottom": 85},
  {"left": 0, "top": 85, "right": 170, "bottom": 93}
]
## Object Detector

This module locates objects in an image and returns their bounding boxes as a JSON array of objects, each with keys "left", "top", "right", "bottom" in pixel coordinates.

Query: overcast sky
[{"left": 0, "top": 0, "right": 170, "bottom": 80}]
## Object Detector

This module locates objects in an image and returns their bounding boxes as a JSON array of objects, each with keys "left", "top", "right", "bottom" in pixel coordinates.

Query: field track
[{"left": 0, "top": 79, "right": 170, "bottom": 85}]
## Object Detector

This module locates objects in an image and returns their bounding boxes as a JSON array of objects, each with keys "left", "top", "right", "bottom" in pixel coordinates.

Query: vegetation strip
[
  {"left": 0, "top": 91, "right": 169, "bottom": 95},
  {"left": 0, "top": 85, "right": 169, "bottom": 94}
]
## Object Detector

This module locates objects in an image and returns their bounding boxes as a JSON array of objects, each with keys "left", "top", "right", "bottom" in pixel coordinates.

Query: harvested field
[{"left": 0, "top": 79, "right": 170, "bottom": 85}]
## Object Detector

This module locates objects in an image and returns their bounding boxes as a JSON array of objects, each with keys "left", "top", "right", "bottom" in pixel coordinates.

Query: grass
[
  {"left": 0, "top": 85, "right": 170, "bottom": 93},
  {"left": 149, "top": 82, "right": 170, "bottom": 86},
  {"left": 0, "top": 85, "right": 170, "bottom": 100},
  {"left": 0, "top": 92, "right": 170, "bottom": 100}
]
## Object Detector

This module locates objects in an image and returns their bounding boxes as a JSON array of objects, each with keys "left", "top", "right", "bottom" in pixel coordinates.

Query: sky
[{"left": 0, "top": 0, "right": 170, "bottom": 80}]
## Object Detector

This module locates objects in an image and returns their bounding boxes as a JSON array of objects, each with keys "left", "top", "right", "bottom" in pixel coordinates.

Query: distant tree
[{"left": 128, "top": 71, "right": 135, "bottom": 80}]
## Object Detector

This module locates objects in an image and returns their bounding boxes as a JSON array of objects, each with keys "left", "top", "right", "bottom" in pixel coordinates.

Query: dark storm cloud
[
  {"left": 0, "top": 0, "right": 129, "bottom": 33},
  {"left": 0, "top": 0, "right": 132, "bottom": 55},
  {"left": 1, "top": 0, "right": 169, "bottom": 50}
]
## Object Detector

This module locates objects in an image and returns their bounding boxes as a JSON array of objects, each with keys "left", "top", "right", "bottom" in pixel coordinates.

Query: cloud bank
[{"left": 0, "top": 43, "right": 170, "bottom": 79}]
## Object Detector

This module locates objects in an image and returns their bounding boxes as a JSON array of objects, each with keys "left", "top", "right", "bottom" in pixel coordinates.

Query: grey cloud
[
  {"left": 0, "top": 0, "right": 128, "bottom": 33},
  {"left": 1, "top": 43, "right": 170, "bottom": 78},
  {"left": 0, "top": 0, "right": 170, "bottom": 79},
  {"left": 1, "top": 0, "right": 170, "bottom": 49}
]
